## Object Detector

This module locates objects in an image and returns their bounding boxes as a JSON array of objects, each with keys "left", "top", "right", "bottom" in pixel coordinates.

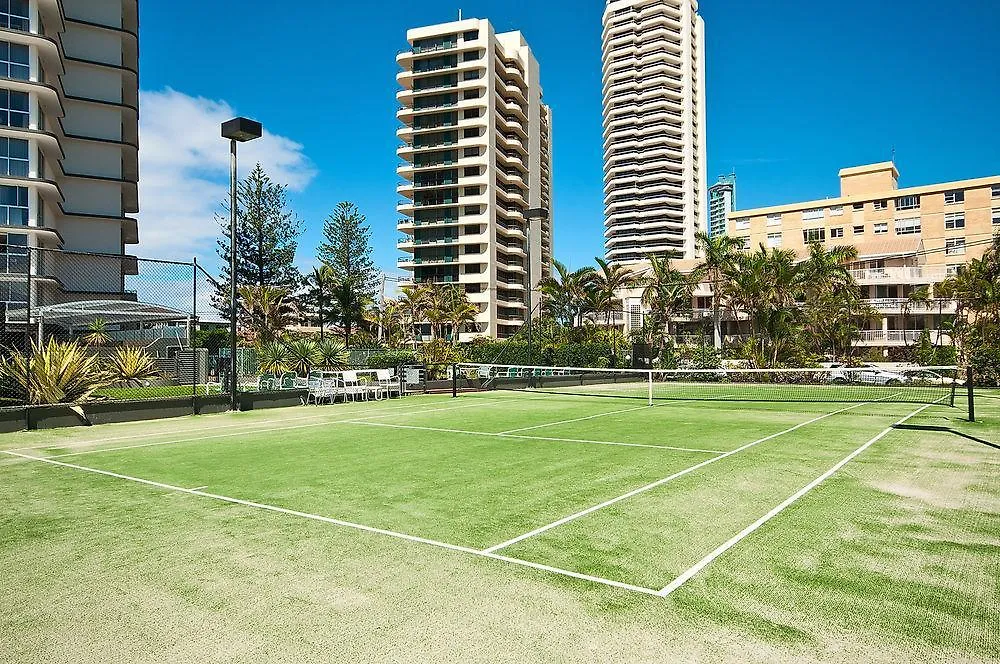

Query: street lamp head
[{"left": 221, "top": 117, "right": 263, "bottom": 142}]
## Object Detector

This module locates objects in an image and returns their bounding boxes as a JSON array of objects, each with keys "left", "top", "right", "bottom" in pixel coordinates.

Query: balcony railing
[{"left": 848, "top": 266, "right": 951, "bottom": 283}]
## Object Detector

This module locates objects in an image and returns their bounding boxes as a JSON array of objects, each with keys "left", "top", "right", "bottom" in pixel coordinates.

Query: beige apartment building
[
  {"left": 602, "top": 0, "right": 707, "bottom": 263},
  {"left": 396, "top": 18, "right": 553, "bottom": 340},
  {"left": 1, "top": 0, "right": 139, "bottom": 315},
  {"left": 722, "top": 162, "right": 1000, "bottom": 347}
]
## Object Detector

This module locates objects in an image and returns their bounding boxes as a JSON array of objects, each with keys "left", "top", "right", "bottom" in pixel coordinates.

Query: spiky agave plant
[
  {"left": 256, "top": 340, "right": 293, "bottom": 375},
  {"left": 81, "top": 318, "right": 112, "bottom": 347},
  {"left": 0, "top": 338, "right": 109, "bottom": 404},
  {"left": 315, "top": 338, "right": 349, "bottom": 371},
  {"left": 285, "top": 338, "right": 322, "bottom": 375},
  {"left": 105, "top": 346, "right": 160, "bottom": 387}
]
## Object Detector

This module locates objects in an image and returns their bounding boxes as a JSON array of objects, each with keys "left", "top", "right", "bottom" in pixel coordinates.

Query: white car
[
  {"left": 828, "top": 364, "right": 910, "bottom": 386},
  {"left": 908, "top": 369, "right": 965, "bottom": 386}
]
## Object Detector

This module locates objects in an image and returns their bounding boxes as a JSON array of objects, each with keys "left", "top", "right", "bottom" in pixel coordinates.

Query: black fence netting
[{"left": 0, "top": 247, "right": 222, "bottom": 409}]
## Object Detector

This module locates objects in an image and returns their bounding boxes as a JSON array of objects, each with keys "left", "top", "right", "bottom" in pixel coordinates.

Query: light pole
[
  {"left": 525, "top": 208, "right": 549, "bottom": 371},
  {"left": 221, "top": 117, "right": 263, "bottom": 411}
]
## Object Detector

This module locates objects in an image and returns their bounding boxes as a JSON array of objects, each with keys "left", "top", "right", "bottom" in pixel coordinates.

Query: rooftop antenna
[
  {"left": 891, "top": 145, "right": 896, "bottom": 164},
  {"left": 458, "top": 9, "right": 462, "bottom": 20}
]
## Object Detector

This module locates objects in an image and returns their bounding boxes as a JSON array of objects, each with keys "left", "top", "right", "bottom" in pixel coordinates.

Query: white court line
[
  {"left": 343, "top": 420, "right": 724, "bottom": 455},
  {"left": 9, "top": 397, "right": 464, "bottom": 452},
  {"left": 657, "top": 398, "right": 944, "bottom": 597},
  {"left": 496, "top": 396, "right": 728, "bottom": 436},
  {"left": 481, "top": 400, "right": 879, "bottom": 554},
  {"left": 2, "top": 450, "right": 661, "bottom": 597},
  {"left": 188, "top": 486, "right": 209, "bottom": 492},
  {"left": 44, "top": 400, "right": 508, "bottom": 460}
]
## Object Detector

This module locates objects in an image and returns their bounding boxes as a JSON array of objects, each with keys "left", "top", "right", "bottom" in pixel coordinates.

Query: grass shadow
[{"left": 893, "top": 424, "right": 999, "bottom": 451}]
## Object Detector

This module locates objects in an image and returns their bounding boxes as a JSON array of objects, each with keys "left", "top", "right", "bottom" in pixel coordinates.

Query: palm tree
[
  {"left": 590, "top": 257, "right": 636, "bottom": 327},
  {"left": 399, "top": 285, "right": 431, "bottom": 349},
  {"left": 639, "top": 255, "right": 692, "bottom": 346},
  {"left": 538, "top": 259, "right": 595, "bottom": 326},
  {"left": 448, "top": 300, "right": 480, "bottom": 344},
  {"left": 305, "top": 265, "right": 337, "bottom": 340},
  {"left": 238, "top": 285, "right": 297, "bottom": 343},
  {"left": 691, "top": 232, "right": 743, "bottom": 349}
]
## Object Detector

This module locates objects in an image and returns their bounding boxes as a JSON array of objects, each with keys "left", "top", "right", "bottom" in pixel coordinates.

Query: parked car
[
  {"left": 828, "top": 364, "right": 910, "bottom": 386},
  {"left": 907, "top": 369, "right": 965, "bottom": 386}
]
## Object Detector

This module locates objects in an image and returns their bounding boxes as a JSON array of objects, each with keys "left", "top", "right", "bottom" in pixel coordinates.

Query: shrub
[
  {"left": 105, "top": 346, "right": 160, "bottom": 386},
  {"left": 0, "top": 339, "right": 110, "bottom": 405},
  {"left": 365, "top": 350, "right": 417, "bottom": 370},
  {"left": 285, "top": 338, "right": 322, "bottom": 375},
  {"left": 193, "top": 328, "right": 229, "bottom": 353}
]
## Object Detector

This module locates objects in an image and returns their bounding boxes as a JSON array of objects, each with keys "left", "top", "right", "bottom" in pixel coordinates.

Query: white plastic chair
[
  {"left": 339, "top": 371, "right": 368, "bottom": 402},
  {"left": 306, "top": 376, "right": 331, "bottom": 405},
  {"left": 376, "top": 369, "right": 401, "bottom": 399}
]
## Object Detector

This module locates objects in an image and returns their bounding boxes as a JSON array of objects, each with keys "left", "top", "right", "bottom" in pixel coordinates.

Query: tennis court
[{"left": 1, "top": 366, "right": 982, "bottom": 599}]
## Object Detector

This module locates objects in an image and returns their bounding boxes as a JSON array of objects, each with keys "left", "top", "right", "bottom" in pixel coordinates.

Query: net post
[
  {"left": 648, "top": 370, "right": 653, "bottom": 407},
  {"left": 452, "top": 363, "right": 458, "bottom": 398},
  {"left": 967, "top": 367, "right": 975, "bottom": 422},
  {"left": 192, "top": 256, "right": 199, "bottom": 416}
]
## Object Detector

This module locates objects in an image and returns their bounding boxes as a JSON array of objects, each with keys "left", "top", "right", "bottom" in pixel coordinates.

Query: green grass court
[{"left": 1, "top": 386, "right": 996, "bottom": 662}]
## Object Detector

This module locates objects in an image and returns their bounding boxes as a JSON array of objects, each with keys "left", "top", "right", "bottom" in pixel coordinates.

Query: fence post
[
  {"left": 192, "top": 257, "right": 199, "bottom": 416},
  {"left": 452, "top": 363, "right": 458, "bottom": 398},
  {"left": 967, "top": 367, "right": 975, "bottom": 422},
  {"left": 24, "top": 245, "right": 31, "bottom": 352}
]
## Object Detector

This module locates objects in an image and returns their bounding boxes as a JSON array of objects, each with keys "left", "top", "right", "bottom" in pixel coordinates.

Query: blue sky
[{"left": 136, "top": 0, "right": 1000, "bottom": 274}]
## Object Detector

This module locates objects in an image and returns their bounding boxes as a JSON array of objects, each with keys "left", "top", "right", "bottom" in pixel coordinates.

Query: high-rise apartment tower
[
  {"left": 708, "top": 173, "right": 736, "bottom": 237},
  {"left": 602, "top": 0, "right": 706, "bottom": 263},
  {"left": 396, "top": 18, "right": 553, "bottom": 340},
  {"left": 0, "top": 0, "right": 139, "bottom": 313}
]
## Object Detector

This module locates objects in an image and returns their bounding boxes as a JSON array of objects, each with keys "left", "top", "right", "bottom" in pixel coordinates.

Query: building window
[
  {"left": 463, "top": 52, "right": 478, "bottom": 62},
  {"left": 992, "top": 207, "right": 1000, "bottom": 226},
  {"left": 463, "top": 108, "right": 481, "bottom": 119},
  {"left": 0, "top": 1, "right": 29, "bottom": 32},
  {"left": 738, "top": 236, "right": 751, "bottom": 251},
  {"left": 873, "top": 200, "right": 888, "bottom": 210},
  {"left": 463, "top": 166, "right": 481, "bottom": 176},
  {"left": 802, "top": 228, "right": 826, "bottom": 243},
  {"left": 0, "top": 137, "right": 27, "bottom": 177},
  {"left": 766, "top": 232, "right": 782, "bottom": 248},
  {"left": 895, "top": 195, "right": 920, "bottom": 211},
  {"left": 463, "top": 89, "right": 480, "bottom": 99},
  {"left": 992, "top": 184, "right": 1000, "bottom": 199},
  {"left": 829, "top": 205, "right": 844, "bottom": 216},
  {"left": 463, "top": 206, "right": 480, "bottom": 215},
  {"left": 462, "top": 70, "right": 480, "bottom": 81},
  {"left": 944, "top": 190, "right": 964, "bottom": 205},
  {"left": 0, "top": 41, "right": 29, "bottom": 80},
  {"left": 0, "top": 231, "right": 26, "bottom": 273},
  {"left": 853, "top": 224, "right": 865, "bottom": 235},
  {"left": 0, "top": 184, "right": 27, "bottom": 225},
  {"left": 802, "top": 208, "right": 824, "bottom": 221},
  {"left": 894, "top": 217, "right": 921, "bottom": 235},
  {"left": 462, "top": 147, "right": 478, "bottom": 158},
  {"left": 945, "top": 238, "right": 966, "bottom": 255},
  {"left": 874, "top": 222, "right": 888, "bottom": 234},
  {"left": 463, "top": 186, "right": 481, "bottom": 196},
  {"left": 830, "top": 227, "right": 844, "bottom": 239},
  {"left": 946, "top": 265, "right": 962, "bottom": 277},
  {"left": 852, "top": 202, "right": 864, "bottom": 211},
  {"left": 0, "top": 89, "right": 28, "bottom": 128},
  {"left": 462, "top": 128, "right": 478, "bottom": 138},
  {"left": 734, "top": 217, "right": 750, "bottom": 230},
  {"left": 944, "top": 212, "right": 966, "bottom": 230},
  {"left": 463, "top": 30, "right": 479, "bottom": 41},
  {"left": 766, "top": 213, "right": 782, "bottom": 226}
]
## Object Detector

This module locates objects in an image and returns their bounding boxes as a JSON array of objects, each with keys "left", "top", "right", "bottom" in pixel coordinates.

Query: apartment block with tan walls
[
  {"left": 718, "top": 162, "right": 1000, "bottom": 347},
  {"left": 396, "top": 18, "right": 553, "bottom": 341}
]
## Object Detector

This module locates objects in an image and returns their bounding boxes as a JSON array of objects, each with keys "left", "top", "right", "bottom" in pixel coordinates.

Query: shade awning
[{"left": 6, "top": 300, "right": 191, "bottom": 327}]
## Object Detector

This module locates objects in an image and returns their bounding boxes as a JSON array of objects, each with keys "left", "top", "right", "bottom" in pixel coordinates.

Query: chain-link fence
[{"left": 0, "top": 246, "right": 229, "bottom": 410}]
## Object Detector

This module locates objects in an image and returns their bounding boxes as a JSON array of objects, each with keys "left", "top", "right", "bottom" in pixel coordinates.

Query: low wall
[{"left": 0, "top": 392, "right": 288, "bottom": 432}]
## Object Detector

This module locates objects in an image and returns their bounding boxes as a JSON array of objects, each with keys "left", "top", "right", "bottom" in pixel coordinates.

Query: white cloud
[{"left": 136, "top": 88, "right": 317, "bottom": 261}]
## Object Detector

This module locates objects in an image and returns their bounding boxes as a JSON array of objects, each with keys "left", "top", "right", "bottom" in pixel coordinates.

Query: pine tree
[
  {"left": 213, "top": 164, "right": 303, "bottom": 316},
  {"left": 317, "top": 202, "right": 379, "bottom": 344}
]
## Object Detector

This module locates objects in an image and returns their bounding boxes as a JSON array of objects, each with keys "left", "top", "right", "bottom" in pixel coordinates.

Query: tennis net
[{"left": 455, "top": 363, "right": 970, "bottom": 415}]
